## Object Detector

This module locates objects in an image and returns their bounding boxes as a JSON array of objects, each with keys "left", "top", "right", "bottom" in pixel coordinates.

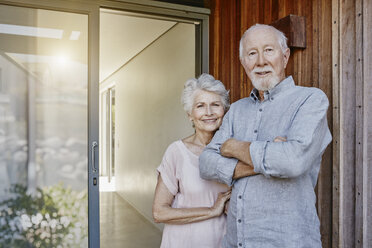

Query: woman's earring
[{"left": 190, "top": 119, "right": 195, "bottom": 128}]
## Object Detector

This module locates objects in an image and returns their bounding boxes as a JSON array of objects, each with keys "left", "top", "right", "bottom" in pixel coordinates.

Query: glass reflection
[{"left": 0, "top": 4, "right": 88, "bottom": 247}]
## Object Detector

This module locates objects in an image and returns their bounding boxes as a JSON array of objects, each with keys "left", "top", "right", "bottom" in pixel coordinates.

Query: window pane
[{"left": 0, "top": 4, "right": 88, "bottom": 247}]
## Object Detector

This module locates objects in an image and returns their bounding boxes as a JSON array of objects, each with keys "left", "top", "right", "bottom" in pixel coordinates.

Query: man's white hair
[
  {"left": 239, "top": 24, "right": 288, "bottom": 59},
  {"left": 181, "top": 73, "right": 230, "bottom": 114}
]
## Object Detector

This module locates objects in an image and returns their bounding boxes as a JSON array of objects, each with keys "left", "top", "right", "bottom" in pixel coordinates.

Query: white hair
[
  {"left": 239, "top": 24, "right": 288, "bottom": 59},
  {"left": 181, "top": 73, "right": 230, "bottom": 114}
]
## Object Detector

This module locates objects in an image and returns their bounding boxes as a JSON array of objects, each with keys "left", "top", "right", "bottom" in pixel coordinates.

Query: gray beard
[{"left": 251, "top": 75, "right": 281, "bottom": 91}]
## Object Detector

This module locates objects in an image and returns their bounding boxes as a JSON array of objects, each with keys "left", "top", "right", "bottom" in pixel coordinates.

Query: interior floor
[{"left": 100, "top": 192, "right": 162, "bottom": 248}]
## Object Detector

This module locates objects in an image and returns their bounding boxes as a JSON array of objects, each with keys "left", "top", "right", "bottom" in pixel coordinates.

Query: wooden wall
[
  {"left": 332, "top": 0, "right": 372, "bottom": 247},
  {"left": 206, "top": 0, "right": 372, "bottom": 247},
  {"left": 362, "top": 1, "right": 372, "bottom": 246},
  {"left": 206, "top": 0, "right": 334, "bottom": 246}
]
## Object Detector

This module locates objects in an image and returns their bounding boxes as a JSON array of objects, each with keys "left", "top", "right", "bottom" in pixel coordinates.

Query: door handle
[{"left": 92, "top": 141, "right": 98, "bottom": 173}]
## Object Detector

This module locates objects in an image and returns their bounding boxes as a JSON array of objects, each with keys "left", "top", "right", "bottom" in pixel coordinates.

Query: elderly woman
[{"left": 152, "top": 73, "right": 231, "bottom": 248}]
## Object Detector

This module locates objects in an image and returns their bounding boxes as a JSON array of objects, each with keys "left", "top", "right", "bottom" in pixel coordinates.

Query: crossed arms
[
  {"left": 220, "top": 137, "right": 286, "bottom": 180},
  {"left": 199, "top": 90, "right": 332, "bottom": 186}
]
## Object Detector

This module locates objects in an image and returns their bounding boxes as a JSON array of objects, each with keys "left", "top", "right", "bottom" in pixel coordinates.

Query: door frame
[
  {"left": 99, "top": 0, "right": 210, "bottom": 75},
  {"left": 0, "top": 0, "right": 210, "bottom": 247}
]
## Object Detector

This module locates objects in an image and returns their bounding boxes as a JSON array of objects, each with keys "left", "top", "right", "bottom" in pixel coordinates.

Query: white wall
[
  {"left": 108, "top": 23, "right": 195, "bottom": 228},
  {"left": 99, "top": 11, "right": 176, "bottom": 82}
]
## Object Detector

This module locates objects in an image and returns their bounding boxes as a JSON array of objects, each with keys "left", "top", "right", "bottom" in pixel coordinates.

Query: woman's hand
[
  {"left": 224, "top": 200, "right": 230, "bottom": 215},
  {"left": 153, "top": 175, "right": 231, "bottom": 224},
  {"left": 210, "top": 191, "right": 231, "bottom": 217}
]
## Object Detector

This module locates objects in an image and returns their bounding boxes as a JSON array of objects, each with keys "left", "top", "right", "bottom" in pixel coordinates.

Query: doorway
[
  {"left": 0, "top": 1, "right": 208, "bottom": 247},
  {"left": 98, "top": 8, "right": 201, "bottom": 247}
]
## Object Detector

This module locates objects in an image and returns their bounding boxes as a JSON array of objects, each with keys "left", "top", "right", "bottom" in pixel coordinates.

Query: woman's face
[{"left": 189, "top": 90, "right": 225, "bottom": 133}]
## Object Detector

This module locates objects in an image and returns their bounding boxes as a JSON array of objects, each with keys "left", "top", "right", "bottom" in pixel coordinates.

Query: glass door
[{"left": 0, "top": 3, "right": 97, "bottom": 247}]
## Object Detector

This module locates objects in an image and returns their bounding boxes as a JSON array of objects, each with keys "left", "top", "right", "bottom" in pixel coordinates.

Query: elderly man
[{"left": 199, "top": 24, "right": 332, "bottom": 248}]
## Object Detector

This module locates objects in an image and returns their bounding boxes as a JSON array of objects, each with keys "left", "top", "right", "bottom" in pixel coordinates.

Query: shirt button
[
  {"left": 238, "top": 219, "right": 242, "bottom": 223},
  {"left": 271, "top": 97, "right": 274, "bottom": 101},
  {"left": 239, "top": 243, "right": 242, "bottom": 246},
  {"left": 238, "top": 195, "right": 242, "bottom": 199},
  {"left": 254, "top": 130, "right": 257, "bottom": 133},
  {"left": 259, "top": 108, "right": 263, "bottom": 112}
]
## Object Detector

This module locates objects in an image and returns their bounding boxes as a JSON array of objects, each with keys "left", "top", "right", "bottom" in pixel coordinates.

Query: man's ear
[
  {"left": 239, "top": 56, "right": 244, "bottom": 65},
  {"left": 240, "top": 56, "right": 248, "bottom": 70},
  {"left": 283, "top": 48, "right": 290, "bottom": 68}
]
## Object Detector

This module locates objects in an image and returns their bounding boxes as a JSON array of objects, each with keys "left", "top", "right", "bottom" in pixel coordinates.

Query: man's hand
[
  {"left": 220, "top": 138, "right": 239, "bottom": 158},
  {"left": 274, "top": 136, "right": 287, "bottom": 142},
  {"left": 220, "top": 138, "right": 252, "bottom": 166},
  {"left": 233, "top": 161, "right": 257, "bottom": 179},
  {"left": 225, "top": 136, "right": 287, "bottom": 180}
]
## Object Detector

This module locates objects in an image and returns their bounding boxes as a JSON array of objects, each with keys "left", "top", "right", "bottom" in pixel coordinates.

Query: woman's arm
[{"left": 152, "top": 175, "right": 230, "bottom": 225}]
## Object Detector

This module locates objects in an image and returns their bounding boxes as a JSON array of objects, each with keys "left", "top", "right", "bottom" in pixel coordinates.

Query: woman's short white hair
[
  {"left": 181, "top": 73, "right": 230, "bottom": 114},
  {"left": 239, "top": 24, "right": 288, "bottom": 59}
]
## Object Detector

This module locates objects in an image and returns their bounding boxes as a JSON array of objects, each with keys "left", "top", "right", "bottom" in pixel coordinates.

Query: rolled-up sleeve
[
  {"left": 251, "top": 89, "right": 332, "bottom": 178},
  {"left": 199, "top": 109, "right": 238, "bottom": 186}
]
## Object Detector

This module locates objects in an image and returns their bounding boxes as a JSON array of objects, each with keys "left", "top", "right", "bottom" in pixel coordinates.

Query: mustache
[{"left": 252, "top": 66, "right": 274, "bottom": 73}]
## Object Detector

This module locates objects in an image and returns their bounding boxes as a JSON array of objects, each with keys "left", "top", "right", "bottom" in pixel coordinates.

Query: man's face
[{"left": 240, "top": 28, "right": 290, "bottom": 91}]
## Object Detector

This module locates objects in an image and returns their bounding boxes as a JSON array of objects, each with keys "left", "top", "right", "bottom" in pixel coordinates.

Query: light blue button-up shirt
[{"left": 199, "top": 76, "right": 332, "bottom": 248}]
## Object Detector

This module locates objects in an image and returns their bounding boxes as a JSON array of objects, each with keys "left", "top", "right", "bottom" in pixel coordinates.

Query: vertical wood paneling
[
  {"left": 312, "top": 0, "right": 319, "bottom": 89},
  {"left": 316, "top": 0, "right": 333, "bottom": 246},
  {"left": 331, "top": 0, "right": 372, "bottom": 246},
  {"left": 207, "top": 1, "right": 371, "bottom": 247},
  {"left": 209, "top": 0, "right": 220, "bottom": 81},
  {"left": 331, "top": 0, "right": 340, "bottom": 246},
  {"left": 229, "top": 0, "right": 239, "bottom": 102},
  {"left": 339, "top": 0, "right": 356, "bottom": 246},
  {"left": 355, "top": 0, "right": 363, "bottom": 246},
  {"left": 271, "top": 0, "right": 279, "bottom": 22},
  {"left": 278, "top": 0, "right": 286, "bottom": 18},
  {"left": 304, "top": 0, "right": 314, "bottom": 87},
  {"left": 362, "top": 1, "right": 372, "bottom": 247}
]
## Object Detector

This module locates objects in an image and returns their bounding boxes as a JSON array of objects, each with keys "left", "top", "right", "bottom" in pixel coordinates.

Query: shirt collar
[{"left": 249, "top": 76, "right": 295, "bottom": 102}]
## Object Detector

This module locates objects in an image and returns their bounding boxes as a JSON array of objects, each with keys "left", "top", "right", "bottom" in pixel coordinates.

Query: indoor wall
[{"left": 102, "top": 22, "right": 195, "bottom": 228}]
